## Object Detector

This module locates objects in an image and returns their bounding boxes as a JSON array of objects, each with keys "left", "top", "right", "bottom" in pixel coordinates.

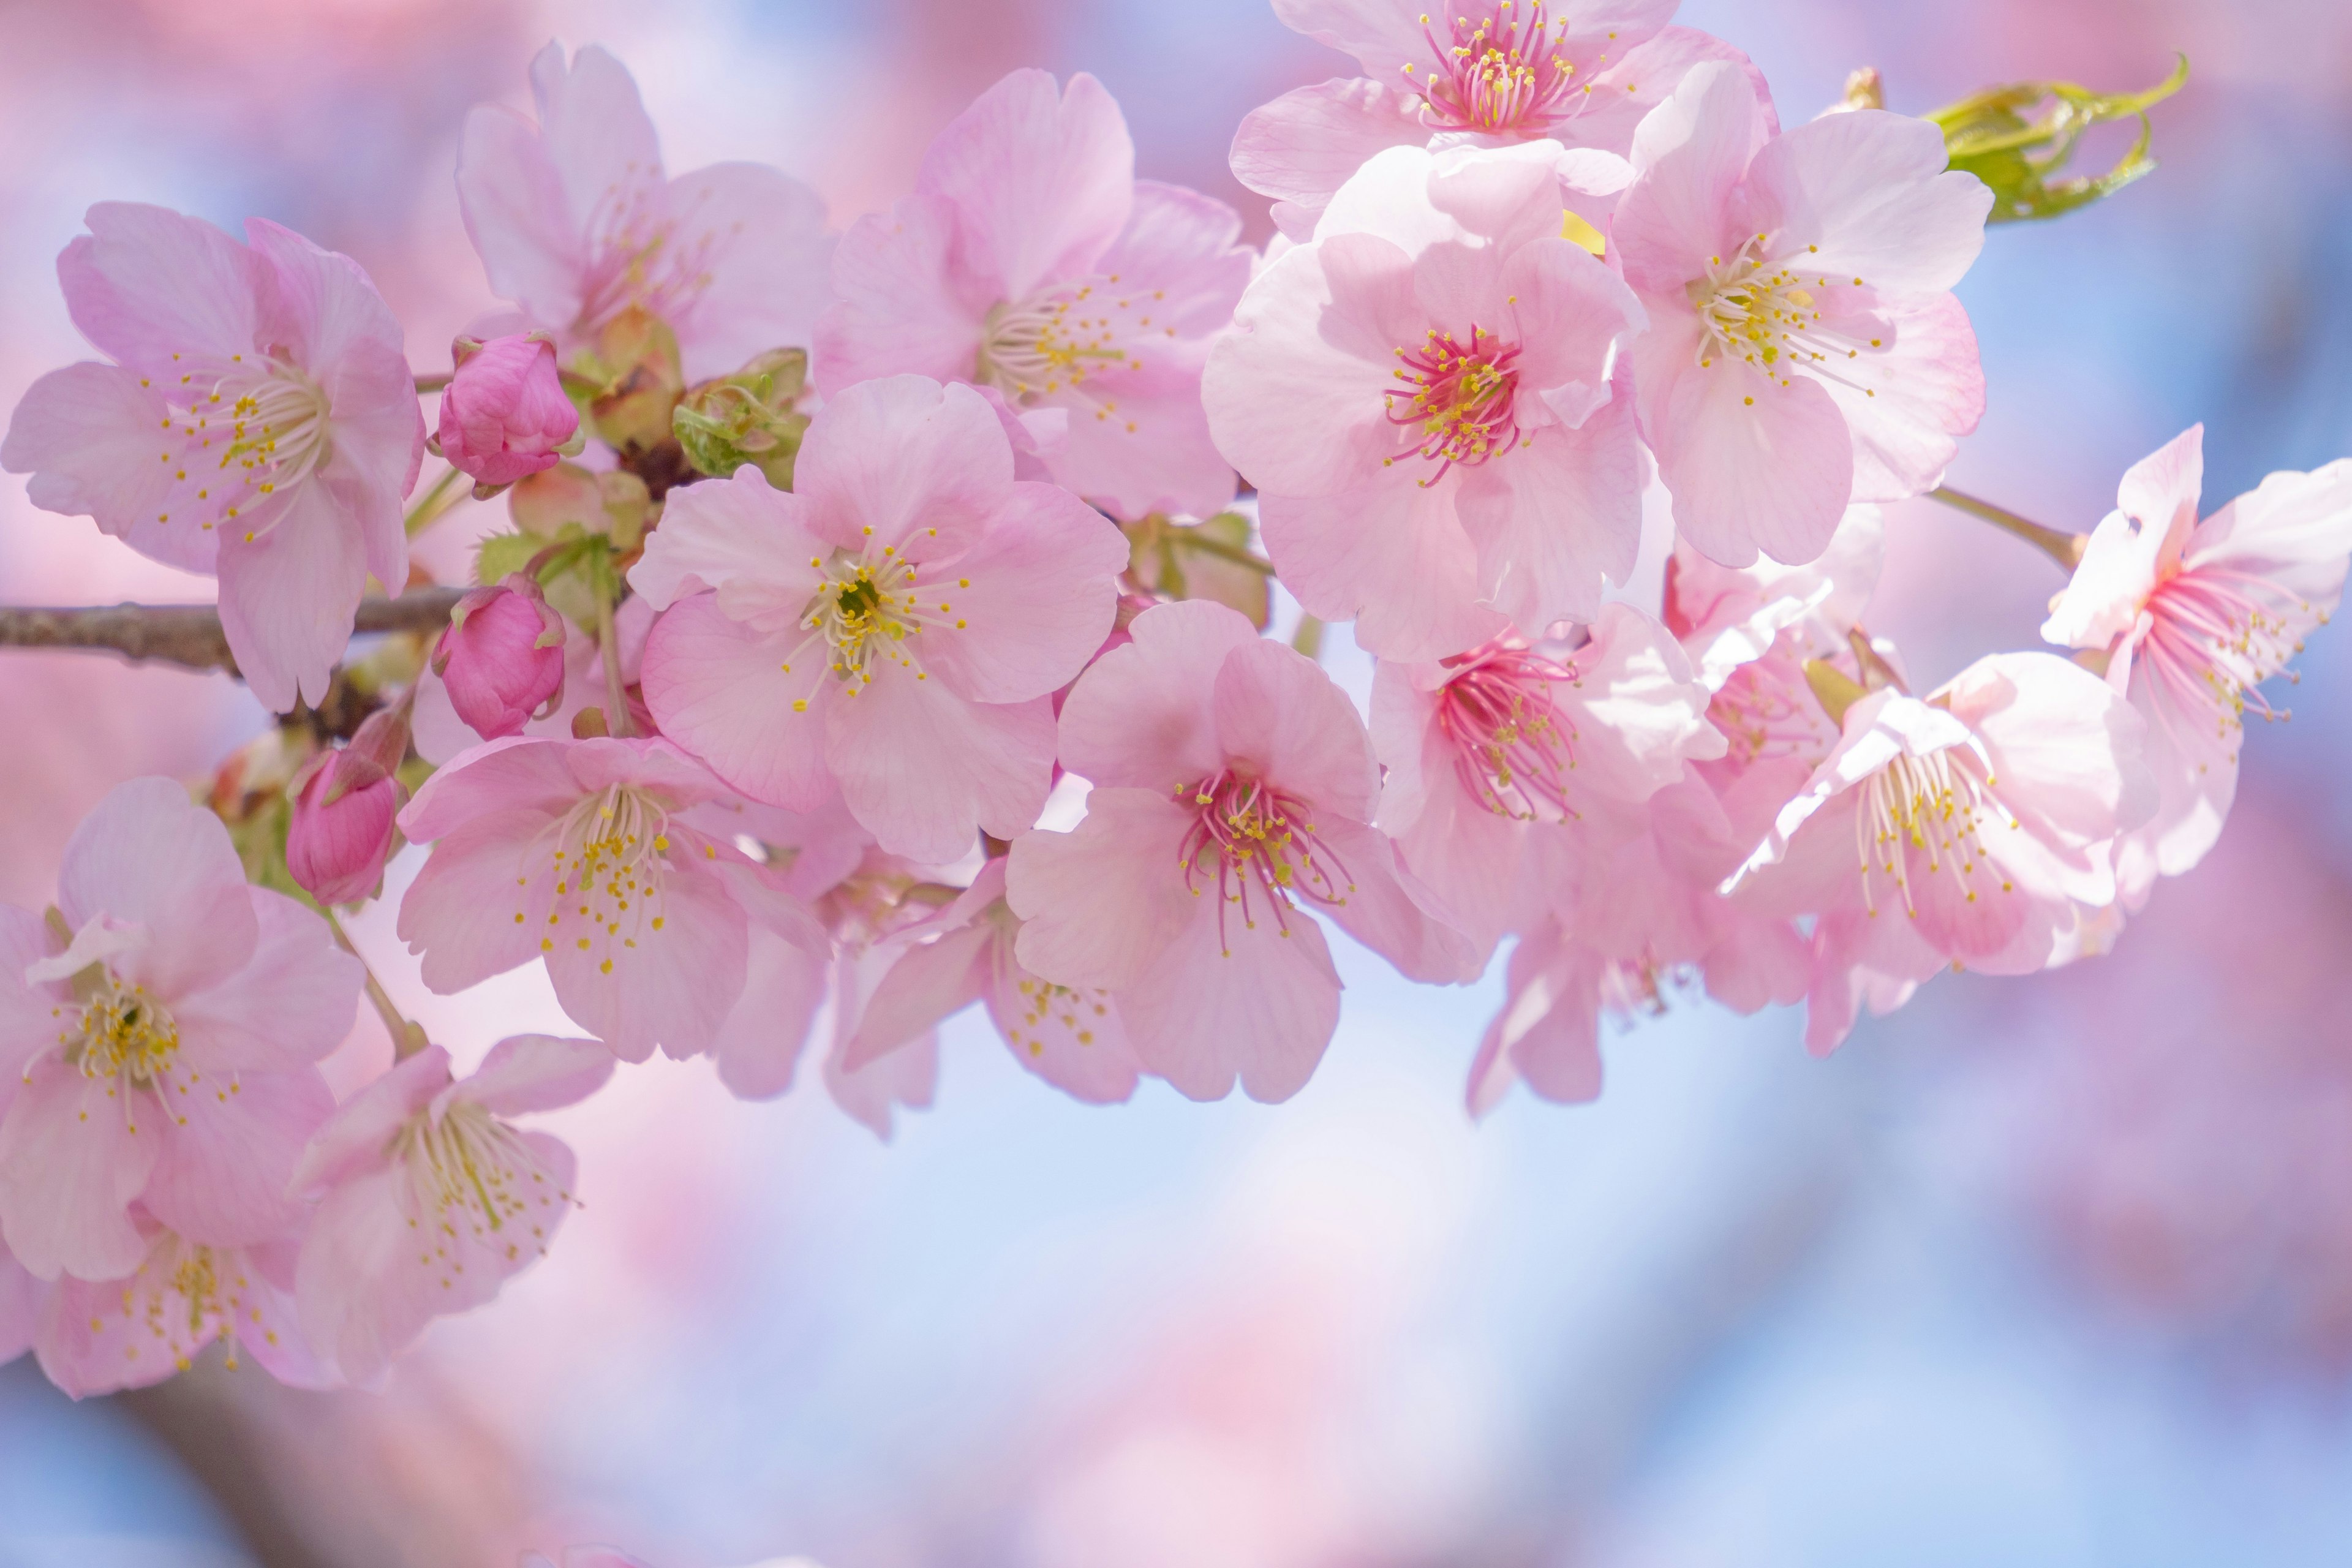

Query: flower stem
[
  {"left": 1927, "top": 485, "right": 2087, "bottom": 570},
  {"left": 403, "top": 466, "right": 467, "bottom": 540},
  {"left": 1177, "top": 532, "right": 1278, "bottom": 575},
  {"left": 414, "top": 372, "right": 451, "bottom": 394},
  {"left": 325, "top": 909, "right": 428, "bottom": 1060},
  {"left": 1291, "top": 614, "right": 1325, "bottom": 659},
  {"left": 591, "top": 544, "right": 633, "bottom": 737}
]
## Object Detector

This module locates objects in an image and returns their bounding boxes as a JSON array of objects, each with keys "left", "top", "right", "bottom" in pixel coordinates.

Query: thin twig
[
  {"left": 0, "top": 589, "right": 466, "bottom": 674},
  {"left": 1927, "top": 485, "right": 2087, "bottom": 570},
  {"left": 403, "top": 465, "right": 468, "bottom": 538},
  {"left": 1177, "top": 530, "right": 1278, "bottom": 575},
  {"left": 591, "top": 545, "right": 633, "bottom": 737},
  {"left": 325, "top": 909, "right": 428, "bottom": 1060},
  {"left": 413, "top": 372, "right": 451, "bottom": 394}
]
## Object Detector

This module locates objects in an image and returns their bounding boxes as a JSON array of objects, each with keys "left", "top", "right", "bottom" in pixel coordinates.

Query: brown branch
[{"left": 0, "top": 589, "right": 467, "bottom": 674}]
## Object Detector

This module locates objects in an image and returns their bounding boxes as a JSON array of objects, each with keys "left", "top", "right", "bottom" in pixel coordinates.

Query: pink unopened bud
[
  {"left": 286, "top": 699, "right": 412, "bottom": 907},
  {"left": 433, "top": 574, "right": 568, "bottom": 741},
  {"left": 436, "top": 334, "right": 580, "bottom": 487}
]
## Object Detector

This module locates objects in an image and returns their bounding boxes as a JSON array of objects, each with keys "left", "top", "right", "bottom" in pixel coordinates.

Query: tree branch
[{"left": 0, "top": 589, "right": 467, "bottom": 674}]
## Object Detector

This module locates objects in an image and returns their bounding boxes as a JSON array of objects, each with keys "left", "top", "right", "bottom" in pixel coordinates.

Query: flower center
[
  {"left": 66, "top": 972, "right": 181, "bottom": 1089},
  {"left": 398, "top": 1101, "right": 574, "bottom": 1267},
  {"left": 2137, "top": 568, "right": 2316, "bottom": 743},
  {"left": 153, "top": 355, "right": 333, "bottom": 543},
  {"left": 1385, "top": 325, "right": 1525, "bottom": 481},
  {"left": 1175, "top": 771, "right": 1355, "bottom": 954},
  {"left": 1855, "top": 746, "right": 2016, "bottom": 919},
  {"left": 104, "top": 1237, "right": 277, "bottom": 1374},
  {"left": 1687, "top": 236, "right": 1879, "bottom": 389},
  {"left": 1708, "top": 658, "right": 1839, "bottom": 768},
  {"left": 788, "top": 552, "right": 964, "bottom": 692},
  {"left": 1435, "top": 638, "right": 1581, "bottom": 820},
  {"left": 1404, "top": 3, "right": 1602, "bottom": 135},
  {"left": 537, "top": 784, "right": 676, "bottom": 968}
]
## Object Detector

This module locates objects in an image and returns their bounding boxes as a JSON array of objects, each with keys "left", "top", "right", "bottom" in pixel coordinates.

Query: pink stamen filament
[
  {"left": 1410, "top": 2, "right": 1590, "bottom": 134},
  {"left": 1386, "top": 325, "right": 1525, "bottom": 482},
  {"left": 1175, "top": 771, "right": 1355, "bottom": 955},
  {"left": 1436, "top": 639, "right": 1583, "bottom": 819}
]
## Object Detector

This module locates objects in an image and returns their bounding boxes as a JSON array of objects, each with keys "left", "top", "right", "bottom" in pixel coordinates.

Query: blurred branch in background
[{"left": 0, "top": 590, "right": 465, "bottom": 676}]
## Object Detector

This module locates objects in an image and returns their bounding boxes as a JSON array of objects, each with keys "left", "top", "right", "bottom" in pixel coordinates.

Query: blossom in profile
[
  {"left": 284, "top": 697, "right": 414, "bottom": 908},
  {"left": 395, "top": 736, "right": 826, "bottom": 1063},
  {"left": 1205, "top": 143, "right": 1646, "bottom": 660},
  {"left": 1731, "top": 652, "right": 2155, "bottom": 1052},
  {"left": 1235, "top": 1, "right": 1762, "bottom": 234},
  {"left": 1615, "top": 62, "right": 1991, "bottom": 567},
  {"left": 434, "top": 574, "right": 570, "bottom": 742},
  {"left": 0, "top": 204, "right": 424, "bottom": 710},
  {"left": 1369, "top": 602, "right": 1726, "bottom": 962},
  {"left": 632, "top": 375, "right": 1128, "bottom": 862},
  {"left": 293, "top": 1036, "right": 611, "bottom": 1385},
  {"left": 35, "top": 1227, "right": 324, "bottom": 1397},
  {"left": 1008, "top": 600, "right": 1473, "bottom": 1102},
  {"left": 436, "top": 333, "right": 579, "bottom": 487},
  {"left": 849, "top": 858, "right": 1145, "bottom": 1106},
  {"left": 2041, "top": 425, "right": 2352, "bottom": 903},
  {"left": 0, "top": 779, "right": 359, "bottom": 1282},
  {"left": 458, "top": 42, "right": 834, "bottom": 383},
  {"left": 815, "top": 69, "right": 1251, "bottom": 521}
]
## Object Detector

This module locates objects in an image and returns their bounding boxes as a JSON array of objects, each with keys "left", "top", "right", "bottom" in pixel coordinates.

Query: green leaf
[{"left": 1929, "top": 54, "right": 2188, "bottom": 224}]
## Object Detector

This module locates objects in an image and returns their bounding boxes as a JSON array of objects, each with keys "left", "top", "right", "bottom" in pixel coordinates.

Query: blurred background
[{"left": 4, "top": 0, "right": 2352, "bottom": 1563}]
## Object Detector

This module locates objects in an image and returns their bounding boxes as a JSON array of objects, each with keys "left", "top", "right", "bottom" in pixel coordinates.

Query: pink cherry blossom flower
[
  {"left": 458, "top": 42, "right": 834, "bottom": 383},
  {"left": 2041, "top": 425, "right": 2352, "bottom": 903},
  {"left": 1370, "top": 601, "right": 1727, "bottom": 962},
  {"left": 815, "top": 69, "right": 1252, "bottom": 521},
  {"left": 292, "top": 1035, "right": 611, "bottom": 1385},
  {"left": 1731, "top": 652, "right": 2155, "bottom": 1053},
  {"left": 1615, "top": 62, "right": 1991, "bottom": 567},
  {"left": 436, "top": 333, "right": 579, "bottom": 488},
  {"left": 1204, "top": 143, "right": 1647, "bottom": 660},
  {"left": 394, "top": 736, "right": 826, "bottom": 1063},
  {"left": 631, "top": 375, "right": 1129, "bottom": 862},
  {"left": 848, "top": 858, "right": 1144, "bottom": 1106},
  {"left": 0, "top": 778, "right": 360, "bottom": 1282},
  {"left": 35, "top": 1226, "right": 323, "bottom": 1397},
  {"left": 1235, "top": 1, "right": 1765, "bottom": 235},
  {"left": 1, "top": 204, "right": 424, "bottom": 710},
  {"left": 434, "top": 575, "right": 570, "bottom": 741},
  {"left": 1008, "top": 600, "right": 1474, "bottom": 1102},
  {"left": 284, "top": 696, "right": 413, "bottom": 907}
]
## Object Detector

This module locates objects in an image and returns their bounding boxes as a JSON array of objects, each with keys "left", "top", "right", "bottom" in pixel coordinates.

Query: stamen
[
  {"left": 1434, "top": 636, "right": 1583, "bottom": 818},
  {"left": 1408, "top": 2, "right": 1591, "bottom": 135},
  {"left": 1386, "top": 325, "right": 1525, "bottom": 482},
  {"left": 1175, "top": 770, "right": 1355, "bottom": 955}
]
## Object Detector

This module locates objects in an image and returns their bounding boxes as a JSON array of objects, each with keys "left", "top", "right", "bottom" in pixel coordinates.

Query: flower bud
[
  {"left": 432, "top": 575, "right": 567, "bottom": 741},
  {"left": 579, "top": 306, "right": 685, "bottom": 454},
  {"left": 438, "top": 333, "right": 580, "bottom": 488},
  {"left": 673, "top": 348, "right": 811, "bottom": 488},
  {"left": 285, "top": 699, "right": 412, "bottom": 907}
]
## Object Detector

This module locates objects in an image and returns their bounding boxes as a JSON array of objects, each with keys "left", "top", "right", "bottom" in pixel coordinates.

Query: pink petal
[
  {"left": 527, "top": 42, "right": 666, "bottom": 306},
  {"left": 396, "top": 809, "right": 564, "bottom": 995},
  {"left": 824, "top": 666, "right": 1057, "bottom": 862},
  {"left": 1044, "top": 345, "right": 1240, "bottom": 522},
  {"left": 1945, "top": 651, "right": 2154, "bottom": 860},
  {"left": 1057, "top": 598, "right": 1259, "bottom": 791},
  {"left": 57, "top": 203, "right": 263, "bottom": 380},
  {"left": 543, "top": 858, "right": 750, "bottom": 1062},
  {"left": 172, "top": 888, "right": 361, "bottom": 1075},
  {"left": 292, "top": 1046, "right": 449, "bottom": 1197},
  {"left": 141, "top": 1065, "right": 334, "bottom": 1248},
  {"left": 295, "top": 1164, "right": 434, "bottom": 1384},
  {"left": 41, "top": 1236, "right": 321, "bottom": 1397},
  {"left": 1735, "top": 109, "right": 1991, "bottom": 296},
  {"left": 453, "top": 1034, "right": 614, "bottom": 1117},
  {"left": 628, "top": 464, "right": 826, "bottom": 614},
  {"left": 0, "top": 1243, "right": 45, "bottom": 1366},
  {"left": 1211, "top": 636, "right": 1380, "bottom": 820},
  {"left": 1562, "top": 26, "right": 1779, "bottom": 160},
  {"left": 1007, "top": 788, "right": 1197, "bottom": 989},
  {"left": 1230, "top": 77, "right": 1427, "bottom": 213},
  {"left": 660, "top": 162, "right": 835, "bottom": 383},
  {"left": 710, "top": 926, "right": 830, "bottom": 1099},
  {"left": 1115, "top": 902, "right": 1342, "bottom": 1103},
  {"left": 214, "top": 480, "right": 371, "bottom": 713},
  {"left": 846, "top": 922, "right": 992, "bottom": 1071},
  {"left": 639, "top": 593, "right": 835, "bottom": 812},
  {"left": 824, "top": 1021, "right": 939, "bottom": 1142},
  {"left": 58, "top": 777, "right": 258, "bottom": 1000},
  {"left": 1453, "top": 382, "right": 1643, "bottom": 634},
  {"left": 456, "top": 100, "right": 585, "bottom": 330},
  {"left": 0, "top": 363, "right": 220, "bottom": 575},
  {"left": 0, "top": 907, "right": 65, "bottom": 1123},
  {"left": 793, "top": 376, "right": 1014, "bottom": 557},
  {"left": 1259, "top": 480, "right": 1507, "bottom": 661},
  {"left": 1616, "top": 61, "right": 1770, "bottom": 296},
  {"left": 1814, "top": 290, "right": 1983, "bottom": 503},
  {"left": 1269, "top": 0, "right": 1434, "bottom": 82},
  {"left": 812, "top": 194, "right": 986, "bottom": 394},
  {"left": 913, "top": 481, "right": 1124, "bottom": 704},
  {"left": 1311, "top": 815, "right": 1479, "bottom": 983},
  {"left": 2119, "top": 424, "right": 2206, "bottom": 558},
  {"left": 0, "top": 1058, "right": 157, "bottom": 1281},
  {"left": 918, "top": 69, "right": 1133, "bottom": 303}
]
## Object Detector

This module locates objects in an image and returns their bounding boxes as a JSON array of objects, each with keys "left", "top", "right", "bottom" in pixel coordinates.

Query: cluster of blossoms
[{"left": 0, "top": 11, "right": 2340, "bottom": 1404}]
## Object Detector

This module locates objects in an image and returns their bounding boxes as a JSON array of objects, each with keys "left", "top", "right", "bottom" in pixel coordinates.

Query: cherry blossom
[
  {"left": 285, "top": 697, "right": 413, "bottom": 907},
  {"left": 433, "top": 575, "right": 571, "bottom": 742},
  {"left": 2041, "top": 426, "right": 2352, "bottom": 903},
  {"left": 1615, "top": 61, "right": 1991, "bottom": 567},
  {"left": 849, "top": 858, "right": 1145, "bottom": 1106},
  {"left": 631, "top": 375, "right": 1128, "bottom": 862},
  {"left": 1235, "top": 1, "right": 1764, "bottom": 235},
  {"left": 1, "top": 204, "right": 424, "bottom": 710},
  {"left": 0, "top": 778, "right": 360, "bottom": 1282},
  {"left": 1008, "top": 600, "right": 1473, "bottom": 1102},
  {"left": 459, "top": 42, "right": 834, "bottom": 384},
  {"left": 395, "top": 736, "right": 826, "bottom": 1063},
  {"left": 436, "top": 332, "right": 579, "bottom": 487},
  {"left": 34, "top": 1227, "right": 323, "bottom": 1397},
  {"left": 1369, "top": 601, "right": 1727, "bottom": 962},
  {"left": 815, "top": 69, "right": 1252, "bottom": 522},
  {"left": 292, "top": 1035, "right": 611, "bottom": 1385},
  {"left": 1205, "top": 142, "right": 1646, "bottom": 659},
  {"left": 1731, "top": 653, "right": 2155, "bottom": 1052}
]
